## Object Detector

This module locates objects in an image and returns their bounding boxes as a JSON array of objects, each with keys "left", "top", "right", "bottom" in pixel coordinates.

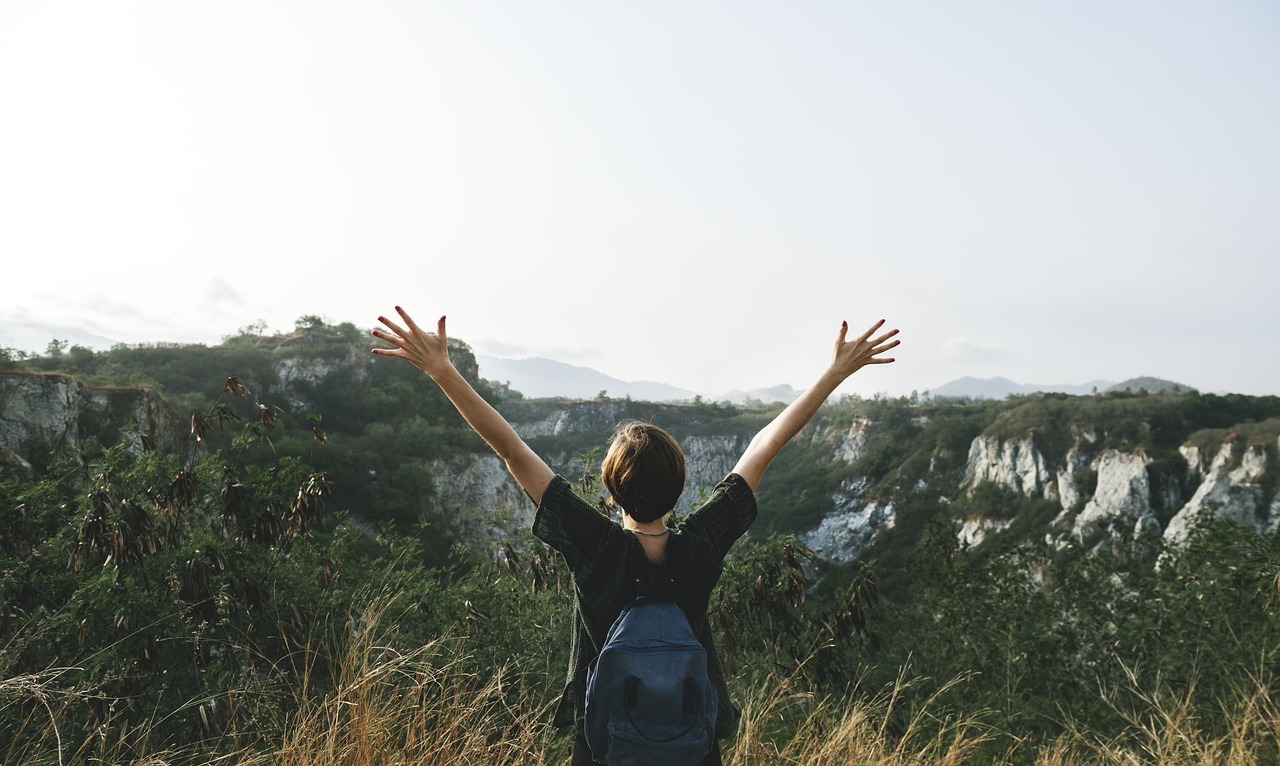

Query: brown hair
[{"left": 601, "top": 420, "right": 686, "bottom": 524}]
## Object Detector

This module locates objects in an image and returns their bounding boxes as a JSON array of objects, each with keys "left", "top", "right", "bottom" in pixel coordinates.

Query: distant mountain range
[
  {"left": 477, "top": 356, "right": 802, "bottom": 404},
  {"left": 479, "top": 356, "right": 1192, "bottom": 404}
]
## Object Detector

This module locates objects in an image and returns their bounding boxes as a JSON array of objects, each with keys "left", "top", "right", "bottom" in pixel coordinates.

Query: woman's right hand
[{"left": 830, "top": 319, "right": 899, "bottom": 380}]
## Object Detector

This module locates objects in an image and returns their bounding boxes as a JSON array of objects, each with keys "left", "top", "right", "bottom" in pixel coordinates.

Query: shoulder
[
  {"left": 679, "top": 473, "right": 758, "bottom": 557},
  {"left": 710, "top": 473, "right": 757, "bottom": 509},
  {"left": 533, "top": 475, "right": 623, "bottom": 557},
  {"left": 537, "top": 475, "right": 586, "bottom": 513},
  {"left": 691, "top": 473, "right": 757, "bottom": 520}
]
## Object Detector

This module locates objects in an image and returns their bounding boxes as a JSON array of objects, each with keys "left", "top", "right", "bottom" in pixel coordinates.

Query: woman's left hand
[{"left": 372, "top": 307, "right": 452, "bottom": 379}]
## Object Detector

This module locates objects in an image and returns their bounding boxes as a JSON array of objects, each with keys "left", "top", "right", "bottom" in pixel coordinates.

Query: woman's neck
[
  {"left": 623, "top": 516, "right": 669, "bottom": 537},
  {"left": 625, "top": 515, "right": 670, "bottom": 564}
]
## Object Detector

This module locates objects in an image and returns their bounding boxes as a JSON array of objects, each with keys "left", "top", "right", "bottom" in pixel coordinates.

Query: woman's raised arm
[
  {"left": 732, "top": 319, "right": 899, "bottom": 492},
  {"left": 372, "top": 307, "right": 554, "bottom": 504}
]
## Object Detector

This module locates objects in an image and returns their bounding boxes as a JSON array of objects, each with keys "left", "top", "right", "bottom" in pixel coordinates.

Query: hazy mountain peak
[{"left": 476, "top": 356, "right": 801, "bottom": 404}]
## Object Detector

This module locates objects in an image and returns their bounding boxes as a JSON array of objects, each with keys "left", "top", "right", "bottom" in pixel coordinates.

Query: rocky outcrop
[
  {"left": 0, "top": 373, "right": 80, "bottom": 467},
  {"left": 955, "top": 426, "right": 1277, "bottom": 556},
  {"left": 833, "top": 417, "right": 874, "bottom": 464},
  {"left": 801, "top": 500, "right": 895, "bottom": 564},
  {"left": 680, "top": 435, "right": 751, "bottom": 508},
  {"left": 0, "top": 372, "right": 182, "bottom": 472},
  {"left": 426, "top": 453, "right": 539, "bottom": 544},
  {"left": 1165, "top": 437, "right": 1279, "bottom": 544},
  {"left": 1071, "top": 450, "right": 1159, "bottom": 542},
  {"left": 1055, "top": 441, "right": 1095, "bottom": 514},
  {"left": 957, "top": 517, "right": 1011, "bottom": 548},
  {"left": 962, "top": 435, "right": 1056, "bottom": 500},
  {"left": 509, "top": 400, "right": 635, "bottom": 439}
]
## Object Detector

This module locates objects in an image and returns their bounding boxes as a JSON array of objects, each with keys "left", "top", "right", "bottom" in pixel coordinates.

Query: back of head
[{"left": 601, "top": 420, "right": 686, "bottom": 524}]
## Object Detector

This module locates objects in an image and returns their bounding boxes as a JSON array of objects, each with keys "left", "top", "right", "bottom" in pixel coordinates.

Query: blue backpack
[{"left": 584, "top": 533, "right": 717, "bottom": 765}]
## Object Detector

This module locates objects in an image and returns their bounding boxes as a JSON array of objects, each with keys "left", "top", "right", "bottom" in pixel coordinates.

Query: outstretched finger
[
  {"left": 867, "top": 327, "right": 899, "bottom": 347},
  {"left": 395, "top": 306, "right": 424, "bottom": 335},
  {"left": 436, "top": 315, "right": 448, "bottom": 345},
  {"left": 370, "top": 326, "right": 406, "bottom": 353},
  {"left": 856, "top": 319, "right": 887, "bottom": 344},
  {"left": 870, "top": 338, "right": 901, "bottom": 355},
  {"left": 377, "top": 315, "right": 409, "bottom": 338},
  {"left": 370, "top": 327, "right": 405, "bottom": 353}
]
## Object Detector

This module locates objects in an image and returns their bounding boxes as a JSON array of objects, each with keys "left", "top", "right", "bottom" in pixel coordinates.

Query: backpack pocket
[{"left": 605, "top": 718, "right": 711, "bottom": 766}]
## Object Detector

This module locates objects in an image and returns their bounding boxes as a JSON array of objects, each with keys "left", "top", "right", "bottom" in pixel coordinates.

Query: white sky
[{"left": 1, "top": 1, "right": 1277, "bottom": 398}]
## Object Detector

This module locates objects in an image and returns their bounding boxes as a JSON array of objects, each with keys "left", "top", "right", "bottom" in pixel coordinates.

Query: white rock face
[
  {"left": 509, "top": 401, "right": 634, "bottom": 439},
  {"left": 834, "top": 417, "right": 873, "bottom": 464},
  {"left": 0, "top": 373, "right": 181, "bottom": 466},
  {"left": 1179, "top": 444, "right": 1209, "bottom": 486},
  {"left": 1055, "top": 442, "right": 1094, "bottom": 513},
  {"left": 1165, "top": 438, "right": 1277, "bottom": 544},
  {"left": 800, "top": 501, "right": 895, "bottom": 564},
  {"left": 1072, "top": 450, "right": 1156, "bottom": 540},
  {"left": 680, "top": 434, "right": 751, "bottom": 509},
  {"left": 0, "top": 374, "right": 82, "bottom": 457},
  {"left": 962, "top": 435, "right": 1054, "bottom": 498},
  {"left": 276, "top": 357, "right": 337, "bottom": 388},
  {"left": 957, "top": 517, "right": 1011, "bottom": 548},
  {"left": 426, "top": 454, "right": 537, "bottom": 544}
]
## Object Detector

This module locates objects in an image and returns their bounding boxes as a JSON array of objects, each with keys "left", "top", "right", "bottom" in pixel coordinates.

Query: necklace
[{"left": 629, "top": 526, "right": 670, "bottom": 537}]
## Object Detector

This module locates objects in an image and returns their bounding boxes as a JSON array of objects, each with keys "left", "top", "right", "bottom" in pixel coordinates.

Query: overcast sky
[{"left": 2, "top": 1, "right": 1277, "bottom": 398}]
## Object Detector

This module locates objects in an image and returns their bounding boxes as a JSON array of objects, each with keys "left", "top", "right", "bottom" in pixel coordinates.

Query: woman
[{"left": 372, "top": 307, "right": 899, "bottom": 764}]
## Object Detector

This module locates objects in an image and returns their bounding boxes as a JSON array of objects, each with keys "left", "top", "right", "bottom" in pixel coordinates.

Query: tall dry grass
[
  {"left": 726, "top": 661, "right": 997, "bottom": 766},
  {"left": 1033, "top": 664, "right": 1280, "bottom": 766},
  {"left": 238, "top": 598, "right": 563, "bottom": 766},
  {"left": 4, "top": 599, "right": 1278, "bottom": 765}
]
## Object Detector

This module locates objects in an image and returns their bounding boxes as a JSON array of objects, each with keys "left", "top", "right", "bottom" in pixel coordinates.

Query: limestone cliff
[
  {"left": 4, "top": 356, "right": 1275, "bottom": 570},
  {"left": 1165, "top": 436, "right": 1280, "bottom": 543},
  {"left": 474, "top": 400, "right": 1279, "bottom": 564},
  {"left": 962, "top": 435, "right": 1056, "bottom": 500},
  {"left": 0, "top": 372, "right": 182, "bottom": 474},
  {"left": 954, "top": 427, "right": 1276, "bottom": 555},
  {"left": 1069, "top": 450, "right": 1160, "bottom": 543}
]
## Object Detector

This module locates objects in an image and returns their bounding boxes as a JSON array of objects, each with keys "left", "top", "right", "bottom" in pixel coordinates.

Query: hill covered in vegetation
[{"left": 2, "top": 319, "right": 1279, "bottom": 763}]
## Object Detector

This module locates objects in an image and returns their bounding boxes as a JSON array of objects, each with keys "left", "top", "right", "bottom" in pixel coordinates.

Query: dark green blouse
[{"left": 532, "top": 472, "right": 758, "bottom": 738}]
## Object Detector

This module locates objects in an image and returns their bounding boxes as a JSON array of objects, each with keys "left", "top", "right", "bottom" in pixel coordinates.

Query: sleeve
[
  {"left": 680, "top": 473, "right": 758, "bottom": 559},
  {"left": 532, "top": 475, "right": 620, "bottom": 573}
]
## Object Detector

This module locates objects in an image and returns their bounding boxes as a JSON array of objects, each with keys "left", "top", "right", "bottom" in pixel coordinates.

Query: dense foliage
[
  {"left": 4, "top": 421, "right": 1277, "bottom": 761},
  {"left": 7, "top": 321, "right": 498, "bottom": 563},
  {"left": 0, "top": 381, "right": 572, "bottom": 762}
]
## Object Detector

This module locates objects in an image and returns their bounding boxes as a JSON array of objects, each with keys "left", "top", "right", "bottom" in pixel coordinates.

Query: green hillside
[{"left": 3, "top": 321, "right": 1279, "bottom": 763}]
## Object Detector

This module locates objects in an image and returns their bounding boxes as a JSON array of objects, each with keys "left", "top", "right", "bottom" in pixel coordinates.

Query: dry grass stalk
[
  {"left": 726, "top": 657, "right": 995, "bottom": 766},
  {"left": 7, "top": 602, "right": 1280, "bottom": 765},
  {"left": 242, "top": 597, "right": 559, "bottom": 766}
]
